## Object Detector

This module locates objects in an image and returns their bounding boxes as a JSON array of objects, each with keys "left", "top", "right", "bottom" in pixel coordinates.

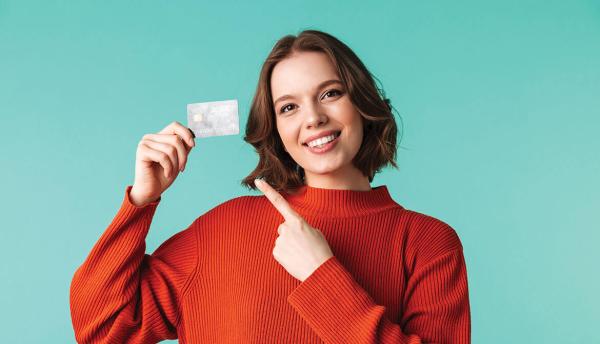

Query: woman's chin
[{"left": 303, "top": 162, "right": 346, "bottom": 176}]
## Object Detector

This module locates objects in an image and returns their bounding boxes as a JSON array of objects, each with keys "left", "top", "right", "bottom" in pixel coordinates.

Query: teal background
[{"left": 1, "top": 1, "right": 599, "bottom": 342}]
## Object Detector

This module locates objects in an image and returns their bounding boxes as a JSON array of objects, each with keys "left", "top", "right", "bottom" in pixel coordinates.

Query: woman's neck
[{"left": 304, "top": 165, "right": 371, "bottom": 191}]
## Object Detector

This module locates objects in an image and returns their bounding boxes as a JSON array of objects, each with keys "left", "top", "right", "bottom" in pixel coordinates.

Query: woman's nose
[{"left": 304, "top": 106, "right": 328, "bottom": 129}]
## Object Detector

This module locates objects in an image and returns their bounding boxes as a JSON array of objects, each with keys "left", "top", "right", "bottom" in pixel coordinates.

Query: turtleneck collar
[{"left": 282, "top": 184, "right": 400, "bottom": 217}]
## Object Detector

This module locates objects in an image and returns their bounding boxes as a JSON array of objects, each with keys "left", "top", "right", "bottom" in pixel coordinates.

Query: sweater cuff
[
  {"left": 287, "top": 256, "right": 380, "bottom": 341},
  {"left": 124, "top": 185, "right": 161, "bottom": 209}
]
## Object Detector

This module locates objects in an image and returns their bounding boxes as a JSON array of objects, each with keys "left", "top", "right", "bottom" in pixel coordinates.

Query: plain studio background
[{"left": 1, "top": 1, "right": 598, "bottom": 343}]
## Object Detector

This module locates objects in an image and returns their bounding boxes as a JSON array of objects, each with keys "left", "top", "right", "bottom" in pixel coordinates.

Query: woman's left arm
[{"left": 287, "top": 249, "right": 471, "bottom": 344}]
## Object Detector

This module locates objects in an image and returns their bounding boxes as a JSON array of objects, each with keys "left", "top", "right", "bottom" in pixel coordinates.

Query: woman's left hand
[{"left": 255, "top": 179, "right": 334, "bottom": 282}]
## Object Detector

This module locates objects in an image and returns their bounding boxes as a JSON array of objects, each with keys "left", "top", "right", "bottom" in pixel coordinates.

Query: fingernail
[{"left": 188, "top": 128, "right": 196, "bottom": 138}]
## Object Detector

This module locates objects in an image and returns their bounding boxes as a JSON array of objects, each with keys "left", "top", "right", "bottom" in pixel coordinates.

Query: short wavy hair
[{"left": 241, "top": 29, "right": 402, "bottom": 194}]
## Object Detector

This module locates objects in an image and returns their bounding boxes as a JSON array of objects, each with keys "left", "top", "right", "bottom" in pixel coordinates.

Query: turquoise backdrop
[{"left": 1, "top": 1, "right": 599, "bottom": 343}]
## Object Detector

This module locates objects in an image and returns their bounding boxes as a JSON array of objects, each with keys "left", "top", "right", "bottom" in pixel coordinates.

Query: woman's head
[{"left": 241, "top": 29, "right": 401, "bottom": 194}]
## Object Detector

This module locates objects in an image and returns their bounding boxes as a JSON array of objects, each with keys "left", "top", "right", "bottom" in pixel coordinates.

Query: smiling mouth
[{"left": 302, "top": 130, "right": 342, "bottom": 147}]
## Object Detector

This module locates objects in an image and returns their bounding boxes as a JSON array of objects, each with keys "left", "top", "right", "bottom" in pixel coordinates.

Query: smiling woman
[
  {"left": 271, "top": 51, "right": 370, "bottom": 190},
  {"left": 241, "top": 30, "right": 399, "bottom": 193},
  {"left": 70, "top": 29, "right": 470, "bottom": 344}
]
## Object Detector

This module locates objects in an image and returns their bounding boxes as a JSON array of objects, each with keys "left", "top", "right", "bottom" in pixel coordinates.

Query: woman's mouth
[{"left": 302, "top": 131, "right": 341, "bottom": 154}]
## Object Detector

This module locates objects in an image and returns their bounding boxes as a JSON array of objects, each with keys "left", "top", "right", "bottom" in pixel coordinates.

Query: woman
[{"left": 70, "top": 30, "right": 471, "bottom": 343}]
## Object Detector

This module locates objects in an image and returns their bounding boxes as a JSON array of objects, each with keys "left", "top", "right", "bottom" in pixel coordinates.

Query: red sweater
[{"left": 70, "top": 184, "right": 470, "bottom": 343}]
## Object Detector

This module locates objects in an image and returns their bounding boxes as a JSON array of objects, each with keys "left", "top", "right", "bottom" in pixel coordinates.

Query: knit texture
[{"left": 70, "top": 184, "right": 470, "bottom": 343}]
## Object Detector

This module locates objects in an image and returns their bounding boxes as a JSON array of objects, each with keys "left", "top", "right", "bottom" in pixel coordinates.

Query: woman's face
[{"left": 270, "top": 51, "right": 364, "bottom": 183}]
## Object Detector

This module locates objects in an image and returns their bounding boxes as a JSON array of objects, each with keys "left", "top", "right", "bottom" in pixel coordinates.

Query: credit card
[{"left": 187, "top": 99, "right": 239, "bottom": 138}]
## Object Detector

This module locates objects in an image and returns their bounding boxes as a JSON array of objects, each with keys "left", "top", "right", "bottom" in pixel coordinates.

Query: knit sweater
[{"left": 70, "top": 184, "right": 470, "bottom": 343}]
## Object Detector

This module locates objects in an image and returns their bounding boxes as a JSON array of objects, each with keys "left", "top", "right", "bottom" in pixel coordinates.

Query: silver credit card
[{"left": 187, "top": 99, "right": 239, "bottom": 138}]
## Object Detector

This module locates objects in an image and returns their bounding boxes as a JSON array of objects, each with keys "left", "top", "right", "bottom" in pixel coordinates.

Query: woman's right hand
[{"left": 129, "top": 121, "right": 196, "bottom": 207}]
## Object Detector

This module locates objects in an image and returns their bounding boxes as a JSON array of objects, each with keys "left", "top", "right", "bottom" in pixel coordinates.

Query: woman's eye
[
  {"left": 280, "top": 104, "right": 296, "bottom": 114},
  {"left": 322, "top": 89, "right": 342, "bottom": 99}
]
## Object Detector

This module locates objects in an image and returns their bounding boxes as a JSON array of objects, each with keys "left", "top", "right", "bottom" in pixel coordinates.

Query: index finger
[
  {"left": 255, "top": 179, "right": 300, "bottom": 222},
  {"left": 159, "top": 121, "right": 196, "bottom": 147}
]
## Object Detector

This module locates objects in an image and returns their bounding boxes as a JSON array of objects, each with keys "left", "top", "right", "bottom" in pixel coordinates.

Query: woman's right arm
[
  {"left": 69, "top": 122, "right": 198, "bottom": 343},
  {"left": 70, "top": 186, "right": 199, "bottom": 343}
]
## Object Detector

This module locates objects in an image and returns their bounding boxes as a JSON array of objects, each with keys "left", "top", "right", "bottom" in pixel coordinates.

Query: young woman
[{"left": 70, "top": 30, "right": 471, "bottom": 343}]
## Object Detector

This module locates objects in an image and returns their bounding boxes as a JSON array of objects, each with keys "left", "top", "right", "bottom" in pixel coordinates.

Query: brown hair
[{"left": 240, "top": 29, "right": 402, "bottom": 194}]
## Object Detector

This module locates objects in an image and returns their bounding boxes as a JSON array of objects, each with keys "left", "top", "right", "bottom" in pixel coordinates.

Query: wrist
[{"left": 129, "top": 187, "right": 156, "bottom": 207}]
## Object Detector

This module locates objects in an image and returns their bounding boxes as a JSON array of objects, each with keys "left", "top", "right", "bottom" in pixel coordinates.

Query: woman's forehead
[{"left": 271, "top": 52, "right": 339, "bottom": 101}]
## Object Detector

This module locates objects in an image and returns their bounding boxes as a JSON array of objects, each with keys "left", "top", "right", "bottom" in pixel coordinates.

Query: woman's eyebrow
[{"left": 273, "top": 79, "right": 342, "bottom": 106}]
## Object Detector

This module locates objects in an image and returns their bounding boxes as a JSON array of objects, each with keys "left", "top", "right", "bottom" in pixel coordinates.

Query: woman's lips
[{"left": 303, "top": 131, "right": 341, "bottom": 154}]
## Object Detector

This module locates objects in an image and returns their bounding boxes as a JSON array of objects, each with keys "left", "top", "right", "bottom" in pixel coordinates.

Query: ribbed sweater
[{"left": 70, "top": 184, "right": 470, "bottom": 343}]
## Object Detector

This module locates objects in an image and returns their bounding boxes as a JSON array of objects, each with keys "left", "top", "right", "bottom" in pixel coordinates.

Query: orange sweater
[{"left": 70, "top": 184, "right": 470, "bottom": 343}]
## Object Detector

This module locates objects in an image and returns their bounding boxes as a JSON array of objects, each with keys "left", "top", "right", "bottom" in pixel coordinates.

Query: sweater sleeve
[
  {"left": 286, "top": 249, "right": 470, "bottom": 343},
  {"left": 69, "top": 185, "right": 199, "bottom": 343}
]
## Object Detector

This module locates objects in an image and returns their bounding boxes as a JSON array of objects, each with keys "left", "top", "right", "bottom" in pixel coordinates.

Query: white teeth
[{"left": 307, "top": 133, "right": 338, "bottom": 148}]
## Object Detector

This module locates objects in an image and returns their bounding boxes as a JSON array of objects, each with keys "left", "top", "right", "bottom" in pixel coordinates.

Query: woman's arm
[
  {"left": 400, "top": 248, "right": 471, "bottom": 343},
  {"left": 69, "top": 185, "right": 199, "bottom": 343},
  {"left": 287, "top": 249, "right": 471, "bottom": 343}
]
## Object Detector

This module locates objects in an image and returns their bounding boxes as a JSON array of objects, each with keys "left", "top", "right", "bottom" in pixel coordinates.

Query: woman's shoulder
[
  {"left": 219, "top": 194, "right": 266, "bottom": 210},
  {"left": 195, "top": 194, "right": 267, "bottom": 221},
  {"left": 400, "top": 208, "right": 464, "bottom": 263}
]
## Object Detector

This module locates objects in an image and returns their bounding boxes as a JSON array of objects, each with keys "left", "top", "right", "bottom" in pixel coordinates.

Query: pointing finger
[{"left": 255, "top": 179, "right": 300, "bottom": 223}]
